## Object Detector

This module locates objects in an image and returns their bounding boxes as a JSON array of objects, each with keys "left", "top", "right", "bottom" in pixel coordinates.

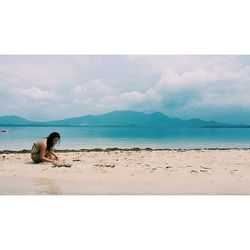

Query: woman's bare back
[{"left": 31, "top": 138, "right": 47, "bottom": 154}]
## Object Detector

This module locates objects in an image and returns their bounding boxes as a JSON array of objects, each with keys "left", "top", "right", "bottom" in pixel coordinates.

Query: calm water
[{"left": 1, "top": 126, "right": 250, "bottom": 150}]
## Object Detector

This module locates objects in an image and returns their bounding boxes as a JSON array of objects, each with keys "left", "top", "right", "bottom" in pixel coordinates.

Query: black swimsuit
[
  {"left": 31, "top": 143, "right": 42, "bottom": 163},
  {"left": 31, "top": 143, "right": 40, "bottom": 154}
]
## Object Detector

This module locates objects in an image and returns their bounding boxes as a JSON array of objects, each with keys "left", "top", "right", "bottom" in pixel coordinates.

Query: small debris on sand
[
  {"left": 191, "top": 170, "right": 198, "bottom": 174},
  {"left": 94, "top": 164, "right": 115, "bottom": 168},
  {"left": 52, "top": 164, "right": 72, "bottom": 168},
  {"left": 200, "top": 166, "right": 211, "bottom": 169}
]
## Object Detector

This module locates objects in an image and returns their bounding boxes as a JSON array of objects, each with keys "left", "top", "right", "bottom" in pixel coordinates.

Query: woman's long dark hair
[{"left": 46, "top": 132, "right": 61, "bottom": 152}]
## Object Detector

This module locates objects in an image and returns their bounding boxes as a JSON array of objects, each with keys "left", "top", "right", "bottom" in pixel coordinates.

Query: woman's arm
[
  {"left": 50, "top": 150, "right": 59, "bottom": 160},
  {"left": 40, "top": 143, "right": 56, "bottom": 163}
]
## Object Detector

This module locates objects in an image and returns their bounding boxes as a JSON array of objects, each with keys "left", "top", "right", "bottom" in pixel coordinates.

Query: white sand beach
[{"left": 1, "top": 148, "right": 250, "bottom": 195}]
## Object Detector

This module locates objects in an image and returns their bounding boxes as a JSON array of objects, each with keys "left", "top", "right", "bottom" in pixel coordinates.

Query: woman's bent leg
[{"left": 31, "top": 153, "right": 42, "bottom": 163}]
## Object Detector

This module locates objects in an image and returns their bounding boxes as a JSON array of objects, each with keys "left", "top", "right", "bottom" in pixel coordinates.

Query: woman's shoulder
[{"left": 37, "top": 138, "right": 47, "bottom": 146}]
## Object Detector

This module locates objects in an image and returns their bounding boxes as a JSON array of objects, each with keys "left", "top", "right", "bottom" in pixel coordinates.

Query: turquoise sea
[{"left": 1, "top": 126, "right": 250, "bottom": 150}]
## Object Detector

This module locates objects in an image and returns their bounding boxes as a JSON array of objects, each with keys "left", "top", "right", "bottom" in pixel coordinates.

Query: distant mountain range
[{"left": 0, "top": 110, "right": 249, "bottom": 128}]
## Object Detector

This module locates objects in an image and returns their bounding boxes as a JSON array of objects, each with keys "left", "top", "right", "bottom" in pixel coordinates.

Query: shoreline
[{"left": 1, "top": 147, "right": 250, "bottom": 154}]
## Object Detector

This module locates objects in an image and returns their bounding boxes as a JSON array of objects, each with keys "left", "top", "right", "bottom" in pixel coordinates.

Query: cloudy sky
[{"left": 0, "top": 55, "right": 250, "bottom": 124}]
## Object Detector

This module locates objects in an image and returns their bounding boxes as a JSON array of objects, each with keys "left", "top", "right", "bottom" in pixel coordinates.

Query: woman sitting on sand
[{"left": 31, "top": 132, "right": 60, "bottom": 164}]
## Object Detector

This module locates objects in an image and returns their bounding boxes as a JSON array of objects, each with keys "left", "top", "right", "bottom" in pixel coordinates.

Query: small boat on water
[{"left": 1, "top": 129, "right": 9, "bottom": 133}]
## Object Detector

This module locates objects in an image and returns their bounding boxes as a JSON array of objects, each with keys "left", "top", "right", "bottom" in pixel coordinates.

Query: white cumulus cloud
[
  {"left": 1, "top": 55, "right": 250, "bottom": 123},
  {"left": 11, "top": 87, "right": 59, "bottom": 101}
]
